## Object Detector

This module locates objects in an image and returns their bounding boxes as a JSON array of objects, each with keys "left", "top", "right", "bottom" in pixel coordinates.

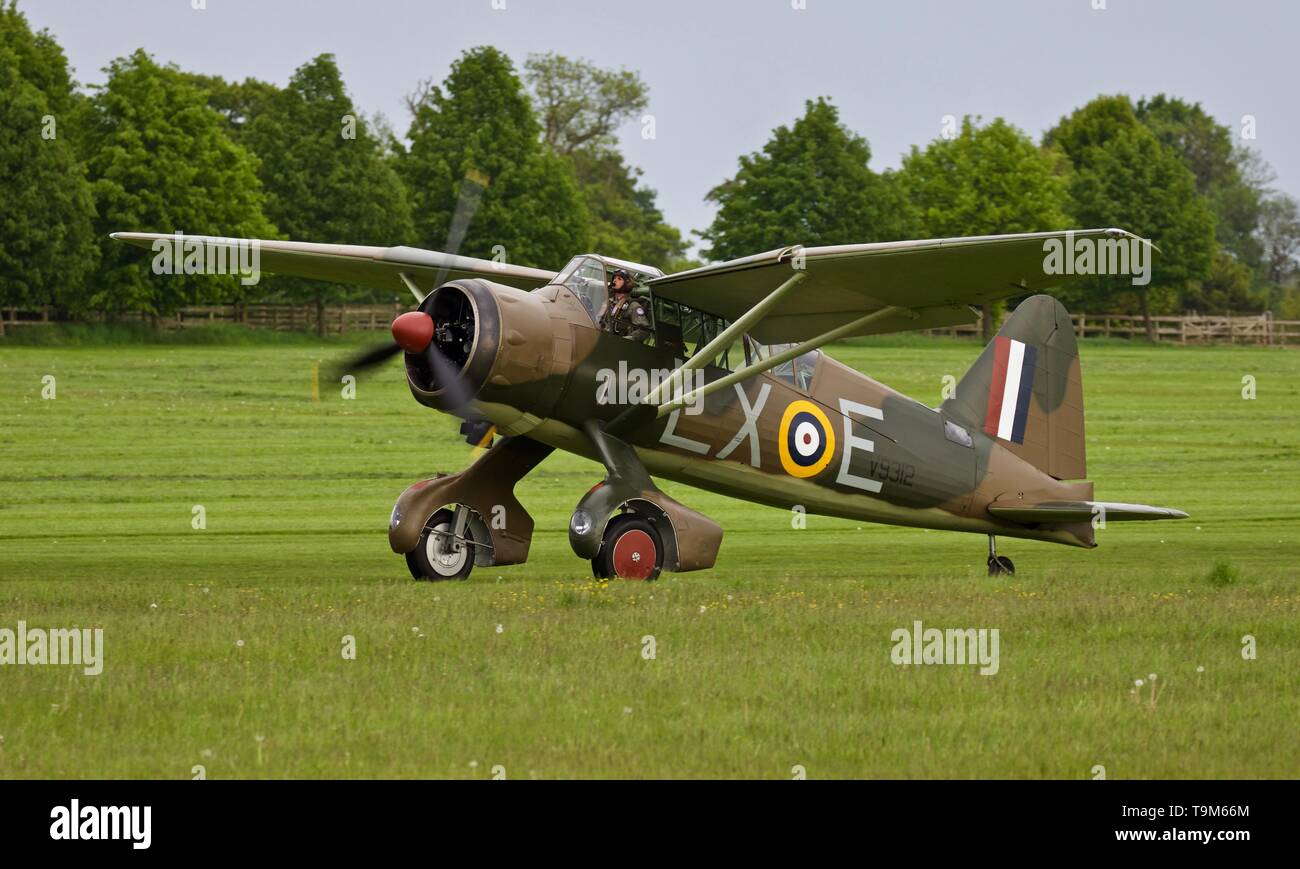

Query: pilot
[{"left": 599, "top": 268, "right": 652, "bottom": 342}]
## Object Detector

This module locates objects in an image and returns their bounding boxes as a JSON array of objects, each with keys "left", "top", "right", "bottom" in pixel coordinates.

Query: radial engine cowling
[{"left": 402, "top": 279, "right": 557, "bottom": 416}]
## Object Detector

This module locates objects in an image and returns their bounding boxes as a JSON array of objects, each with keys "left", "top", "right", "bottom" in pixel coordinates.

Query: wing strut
[
  {"left": 654, "top": 304, "right": 916, "bottom": 417},
  {"left": 643, "top": 270, "right": 807, "bottom": 406},
  {"left": 398, "top": 272, "right": 426, "bottom": 304}
]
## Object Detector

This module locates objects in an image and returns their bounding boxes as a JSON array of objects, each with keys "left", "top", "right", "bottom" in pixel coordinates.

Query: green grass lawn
[{"left": 1, "top": 333, "right": 1297, "bottom": 778}]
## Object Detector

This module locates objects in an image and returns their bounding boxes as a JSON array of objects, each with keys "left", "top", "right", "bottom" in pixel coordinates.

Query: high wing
[
  {"left": 110, "top": 233, "right": 557, "bottom": 299},
  {"left": 650, "top": 228, "right": 1150, "bottom": 343}
]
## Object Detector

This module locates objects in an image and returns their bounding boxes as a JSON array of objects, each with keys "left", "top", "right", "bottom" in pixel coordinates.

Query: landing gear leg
[
  {"left": 987, "top": 535, "right": 1015, "bottom": 576},
  {"left": 570, "top": 420, "right": 722, "bottom": 580}
]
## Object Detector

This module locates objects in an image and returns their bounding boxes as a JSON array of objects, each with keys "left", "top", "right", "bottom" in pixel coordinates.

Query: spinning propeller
[{"left": 328, "top": 171, "right": 495, "bottom": 446}]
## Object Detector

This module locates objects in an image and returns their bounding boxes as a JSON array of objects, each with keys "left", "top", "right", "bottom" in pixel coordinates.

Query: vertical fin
[{"left": 943, "top": 295, "right": 1086, "bottom": 480}]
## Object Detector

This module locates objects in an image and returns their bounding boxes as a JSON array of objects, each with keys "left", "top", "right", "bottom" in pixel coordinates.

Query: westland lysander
[{"left": 115, "top": 228, "right": 1187, "bottom": 581}]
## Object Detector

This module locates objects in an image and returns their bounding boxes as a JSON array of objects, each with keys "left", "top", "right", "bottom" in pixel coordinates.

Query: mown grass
[{"left": 0, "top": 336, "right": 1296, "bottom": 778}]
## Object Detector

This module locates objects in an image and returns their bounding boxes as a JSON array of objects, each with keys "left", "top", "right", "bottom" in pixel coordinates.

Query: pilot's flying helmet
[{"left": 608, "top": 268, "right": 633, "bottom": 291}]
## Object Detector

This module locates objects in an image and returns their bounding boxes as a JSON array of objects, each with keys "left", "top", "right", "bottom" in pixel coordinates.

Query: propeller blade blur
[{"left": 331, "top": 341, "right": 402, "bottom": 381}]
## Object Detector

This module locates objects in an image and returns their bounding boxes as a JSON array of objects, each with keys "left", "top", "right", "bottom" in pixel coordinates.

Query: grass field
[{"left": 1, "top": 332, "right": 1297, "bottom": 778}]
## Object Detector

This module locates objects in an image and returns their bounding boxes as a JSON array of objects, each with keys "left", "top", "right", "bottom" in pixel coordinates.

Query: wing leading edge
[{"left": 110, "top": 233, "right": 557, "bottom": 298}]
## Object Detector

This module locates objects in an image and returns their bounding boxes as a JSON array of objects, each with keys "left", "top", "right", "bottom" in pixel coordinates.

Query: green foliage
[
  {"left": 1182, "top": 248, "right": 1256, "bottom": 313},
  {"left": 525, "top": 52, "right": 686, "bottom": 268},
  {"left": 566, "top": 132, "right": 687, "bottom": 267},
  {"left": 525, "top": 52, "right": 648, "bottom": 156},
  {"left": 1257, "top": 193, "right": 1300, "bottom": 311},
  {"left": 699, "top": 98, "right": 915, "bottom": 262},
  {"left": 1, "top": 6, "right": 1293, "bottom": 326},
  {"left": 185, "top": 71, "right": 282, "bottom": 142},
  {"left": 0, "top": 38, "right": 96, "bottom": 310},
  {"left": 240, "top": 54, "right": 414, "bottom": 304},
  {"left": 901, "top": 116, "right": 1068, "bottom": 237},
  {"left": 403, "top": 46, "right": 588, "bottom": 269},
  {"left": 1136, "top": 95, "right": 1262, "bottom": 266},
  {"left": 899, "top": 116, "right": 1067, "bottom": 333},
  {"left": 0, "top": 0, "right": 77, "bottom": 117},
  {"left": 81, "top": 50, "right": 276, "bottom": 316},
  {"left": 1046, "top": 96, "right": 1216, "bottom": 317}
]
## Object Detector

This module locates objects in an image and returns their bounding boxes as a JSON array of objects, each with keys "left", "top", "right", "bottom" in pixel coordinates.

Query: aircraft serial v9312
[{"left": 114, "top": 227, "right": 1187, "bottom": 581}]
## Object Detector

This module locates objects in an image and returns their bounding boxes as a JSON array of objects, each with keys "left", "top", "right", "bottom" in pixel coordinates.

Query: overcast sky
[{"left": 24, "top": 0, "right": 1299, "bottom": 257}]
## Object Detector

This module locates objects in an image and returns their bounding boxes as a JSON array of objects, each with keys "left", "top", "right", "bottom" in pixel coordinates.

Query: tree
[
  {"left": 699, "top": 98, "right": 915, "bottom": 263},
  {"left": 1135, "top": 95, "right": 1262, "bottom": 268},
  {"left": 81, "top": 49, "right": 276, "bottom": 317},
  {"left": 0, "top": 47, "right": 96, "bottom": 318},
  {"left": 1256, "top": 193, "right": 1300, "bottom": 311},
  {"left": 899, "top": 116, "right": 1068, "bottom": 338},
  {"left": 571, "top": 148, "right": 689, "bottom": 267},
  {"left": 186, "top": 72, "right": 282, "bottom": 142},
  {"left": 0, "top": 3, "right": 96, "bottom": 318},
  {"left": 524, "top": 52, "right": 687, "bottom": 268},
  {"left": 525, "top": 52, "right": 648, "bottom": 156},
  {"left": 0, "top": 0, "right": 77, "bottom": 117},
  {"left": 1182, "top": 248, "right": 1256, "bottom": 314},
  {"left": 1046, "top": 96, "right": 1216, "bottom": 338},
  {"left": 240, "top": 54, "right": 414, "bottom": 328},
  {"left": 403, "top": 46, "right": 587, "bottom": 269}
]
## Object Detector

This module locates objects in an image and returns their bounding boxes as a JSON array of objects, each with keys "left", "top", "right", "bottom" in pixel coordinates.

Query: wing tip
[
  {"left": 110, "top": 231, "right": 159, "bottom": 249},
  {"left": 1103, "top": 227, "right": 1162, "bottom": 255}
]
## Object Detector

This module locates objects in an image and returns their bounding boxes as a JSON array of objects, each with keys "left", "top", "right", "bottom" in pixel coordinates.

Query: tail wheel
[
  {"left": 406, "top": 508, "right": 476, "bottom": 581},
  {"left": 593, "top": 515, "right": 663, "bottom": 581},
  {"left": 987, "top": 555, "right": 1015, "bottom": 576}
]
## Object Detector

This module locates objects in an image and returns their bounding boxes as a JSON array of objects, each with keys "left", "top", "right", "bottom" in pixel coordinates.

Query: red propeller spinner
[{"left": 391, "top": 311, "right": 434, "bottom": 353}]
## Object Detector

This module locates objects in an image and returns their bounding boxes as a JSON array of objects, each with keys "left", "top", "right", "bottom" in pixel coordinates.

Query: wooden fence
[
  {"left": 0, "top": 303, "right": 409, "bottom": 336},
  {"left": 3, "top": 304, "right": 1300, "bottom": 345},
  {"left": 928, "top": 312, "right": 1300, "bottom": 345}
]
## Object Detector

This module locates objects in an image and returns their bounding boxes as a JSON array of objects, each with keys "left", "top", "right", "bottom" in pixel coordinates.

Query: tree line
[
  {"left": 704, "top": 98, "right": 1299, "bottom": 338},
  {"left": 2, "top": 1, "right": 1297, "bottom": 336},
  {"left": 1, "top": 2, "right": 687, "bottom": 322}
]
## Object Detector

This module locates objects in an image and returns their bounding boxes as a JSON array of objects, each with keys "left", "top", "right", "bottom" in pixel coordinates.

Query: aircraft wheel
[
  {"left": 407, "top": 508, "right": 476, "bottom": 581},
  {"left": 987, "top": 555, "right": 1015, "bottom": 577},
  {"left": 593, "top": 515, "right": 663, "bottom": 581}
]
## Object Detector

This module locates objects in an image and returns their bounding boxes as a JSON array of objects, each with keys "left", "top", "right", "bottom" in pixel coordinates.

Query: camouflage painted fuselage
[{"left": 408, "top": 278, "right": 1096, "bottom": 550}]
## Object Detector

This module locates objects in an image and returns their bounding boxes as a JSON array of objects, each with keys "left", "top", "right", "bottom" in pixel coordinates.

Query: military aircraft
[{"left": 113, "top": 227, "right": 1187, "bottom": 581}]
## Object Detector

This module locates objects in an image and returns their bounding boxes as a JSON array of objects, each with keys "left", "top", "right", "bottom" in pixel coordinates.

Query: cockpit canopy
[
  {"left": 546, "top": 253, "right": 822, "bottom": 391},
  {"left": 552, "top": 254, "right": 664, "bottom": 321}
]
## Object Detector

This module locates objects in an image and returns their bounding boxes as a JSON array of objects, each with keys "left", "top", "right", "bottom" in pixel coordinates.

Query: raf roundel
[{"left": 778, "top": 400, "right": 836, "bottom": 478}]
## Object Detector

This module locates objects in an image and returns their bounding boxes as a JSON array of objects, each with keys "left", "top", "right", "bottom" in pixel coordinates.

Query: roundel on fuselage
[{"left": 778, "top": 400, "right": 835, "bottom": 478}]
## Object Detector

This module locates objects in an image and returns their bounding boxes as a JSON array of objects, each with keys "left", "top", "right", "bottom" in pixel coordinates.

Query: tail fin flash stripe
[
  {"left": 1010, "top": 344, "right": 1037, "bottom": 444},
  {"left": 983, "top": 336, "right": 1036, "bottom": 445},
  {"left": 947, "top": 295, "right": 1084, "bottom": 479},
  {"left": 983, "top": 335, "right": 1012, "bottom": 438},
  {"left": 996, "top": 338, "right": 1026, "bottom": 441}
]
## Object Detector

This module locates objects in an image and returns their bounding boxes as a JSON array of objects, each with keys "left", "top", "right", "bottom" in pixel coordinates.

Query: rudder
[{"left": 941, "top": 295, "right": 1086, "bottom": 480}]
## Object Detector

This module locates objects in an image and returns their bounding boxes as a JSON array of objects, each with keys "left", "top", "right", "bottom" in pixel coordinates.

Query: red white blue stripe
[{"left": 983, "top": 336, "right": 1036, "bottom": 444}]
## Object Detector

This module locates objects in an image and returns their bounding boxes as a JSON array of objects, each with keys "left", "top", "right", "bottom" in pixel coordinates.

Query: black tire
[
  {"left": 407, "top": 508, "right": 476, "bottom": 581},
  {"left": 987, "top": 555, "right": 1015, "bottom": 577},
  {"left": 593, "top": 515, "right": 664, "bottom": 581}
]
